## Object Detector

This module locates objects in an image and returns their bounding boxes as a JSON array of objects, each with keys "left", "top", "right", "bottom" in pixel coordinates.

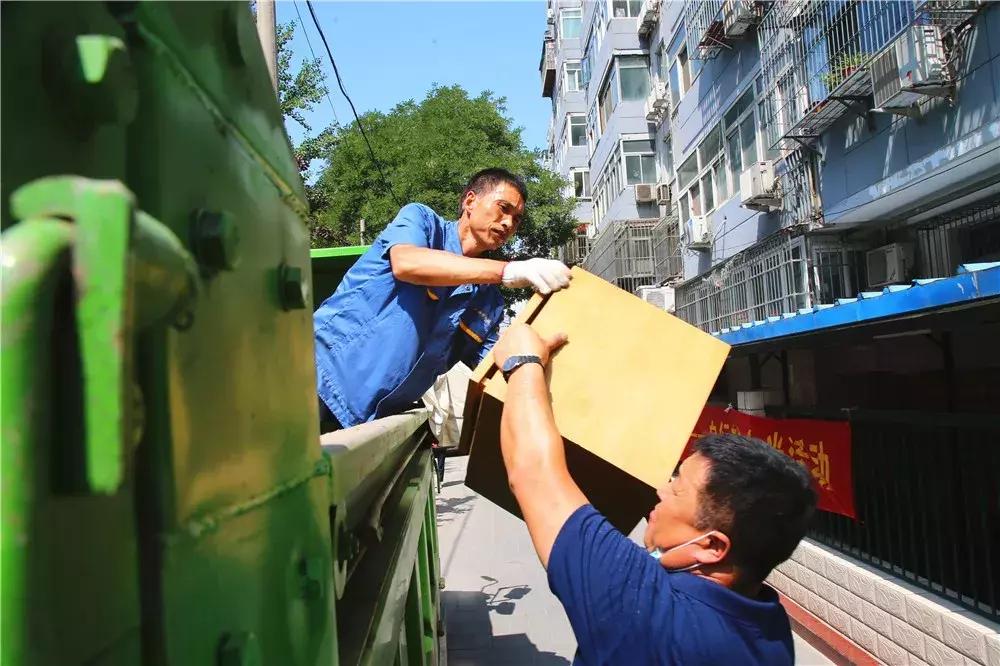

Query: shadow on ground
[
  {"left": 435, "top": 489, "right": 477, "bottom": 524},
  {"left": 443, "top": 582, "right": 572, "bottom": 665}
]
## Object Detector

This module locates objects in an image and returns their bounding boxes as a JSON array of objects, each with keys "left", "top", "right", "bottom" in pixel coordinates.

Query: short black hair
[
  {"left": 458, "top": 168, "right": 528, "bottom": 217},
  {"left": 693, "top": 434, "right": 818, "bottom": 583}
]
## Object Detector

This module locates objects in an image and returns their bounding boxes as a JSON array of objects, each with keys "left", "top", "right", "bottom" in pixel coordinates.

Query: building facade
[
  {"left": 541, "top": 0, "right": 1000, "bottom": 322},
  {"left": 540, "top": 2, "right": 1000, "bottom": 661}
]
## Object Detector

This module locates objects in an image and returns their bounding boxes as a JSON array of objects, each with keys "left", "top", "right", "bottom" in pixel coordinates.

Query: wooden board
[{"left": 460, "top": 267, "right": 731, "bottom": 529}]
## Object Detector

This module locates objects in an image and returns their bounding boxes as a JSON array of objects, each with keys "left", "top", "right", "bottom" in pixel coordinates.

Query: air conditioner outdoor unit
[
  {"left": 656, "top": 182, "right": 672, "bottom": 205},
  {"left": 870, "top": 25, "right": 949, "bottom": 114},
  {"left": 638, "top": 0, "right": 661, "bottom": 35},
  {"left": 685, "top": 215, "right": 711, "bottom": 249},
  {"left": 739, "top": 161, "right": 781, "bottom": 211},
  {"left": 634, "top": 184, "right": 656, "bottom": 204},
  {"left": 866, "top": 243, "right": 913, "bottom": 288},
  {"left": 652, "top": 80, "right": 669, "bottom": 108},
  {"left": 546, "top": 8, "right": 555, "bottom": 20},
  {"left": 639, "top": 285, "right": 676, "bottom": 312},
  {"left": 644, "top": 95, "right": 662, "bottom": 122}
]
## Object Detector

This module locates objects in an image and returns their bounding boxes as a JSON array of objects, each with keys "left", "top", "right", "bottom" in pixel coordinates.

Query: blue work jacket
[{"left": 314, "top": 203, "right": 504, "bottom": 427}]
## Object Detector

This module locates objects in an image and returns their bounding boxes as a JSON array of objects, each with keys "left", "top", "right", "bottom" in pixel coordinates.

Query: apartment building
[{"left": 540, "top": 2, "right": 1000, "bottom": 662}]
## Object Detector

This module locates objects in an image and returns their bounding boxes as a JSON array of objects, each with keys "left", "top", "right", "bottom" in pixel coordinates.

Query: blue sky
[{"left": 278, "top": 1, "right": 552, "bottom": 155}]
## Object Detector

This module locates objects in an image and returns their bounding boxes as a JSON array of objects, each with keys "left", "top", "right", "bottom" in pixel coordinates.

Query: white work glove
[{"left": 502, "top": 258, "right": 572, "bottom": 295}]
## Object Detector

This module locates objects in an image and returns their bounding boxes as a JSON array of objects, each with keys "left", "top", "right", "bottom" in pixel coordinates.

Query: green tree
[
  {"left": 275, "top": 21, "right": 337, "bottom": 173},
  {"left": 310, "top": 85, "right": 578, "bottom": 269}
]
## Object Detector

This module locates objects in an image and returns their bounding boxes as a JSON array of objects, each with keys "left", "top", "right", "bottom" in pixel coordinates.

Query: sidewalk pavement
[{"left": 435, "top": 455, "right": 833, "bottom": 666}]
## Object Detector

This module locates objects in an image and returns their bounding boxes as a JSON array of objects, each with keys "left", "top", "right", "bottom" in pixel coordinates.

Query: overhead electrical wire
[
  {"left": 292, "top": 0, "right": 340, "bottom": 126},
  {"left": 305, "top": 0, "right": 401, "bottom": 208}
]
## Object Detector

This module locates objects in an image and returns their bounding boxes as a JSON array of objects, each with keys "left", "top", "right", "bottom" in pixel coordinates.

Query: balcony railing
[
  {"left": 675, "top": 232, "right": 811, "bottom": 332},
  {"left": 684, "top": 0, "right": 765, "bottom": 60},
  {"left": 757, "top": 0, "right": 914, "bottom": 150}
]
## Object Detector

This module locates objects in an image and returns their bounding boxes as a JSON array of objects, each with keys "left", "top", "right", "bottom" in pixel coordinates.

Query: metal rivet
[
  {"left": 278, "top": 264, "right": 308, "bottom": 310},
  {"left": 217, "top": 632, "right": 261, "bottom": 666},
  {"left": 191, "top": 210, "right": 240, "bottom": 273}
]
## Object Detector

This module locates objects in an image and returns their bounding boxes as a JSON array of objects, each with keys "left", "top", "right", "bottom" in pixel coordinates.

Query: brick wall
[{"left": 767, "top": 539, "right": 1000, "bottom": 665}]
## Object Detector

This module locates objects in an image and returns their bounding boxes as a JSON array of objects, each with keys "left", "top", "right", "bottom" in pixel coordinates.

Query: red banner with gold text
[{"left": 688, "top": 406, "right": 856, "bottom": 519}]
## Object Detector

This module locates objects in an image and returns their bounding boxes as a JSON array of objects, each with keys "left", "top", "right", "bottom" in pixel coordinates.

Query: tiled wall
[{"left": 768, "top": 539, "right": 1000, "bottom": 665}]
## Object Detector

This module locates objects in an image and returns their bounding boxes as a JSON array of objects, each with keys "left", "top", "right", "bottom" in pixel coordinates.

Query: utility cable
[
  {"left": 293, "top": 0, "right": 340, "bottom": 126},
  {"left": 305, "top": 0, "right": 401, "bottom": 208}
]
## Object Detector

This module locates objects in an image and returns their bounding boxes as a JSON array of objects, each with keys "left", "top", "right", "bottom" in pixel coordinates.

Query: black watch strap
[{"left": 501, "top": 354, "right": 543, "bottom": 381}]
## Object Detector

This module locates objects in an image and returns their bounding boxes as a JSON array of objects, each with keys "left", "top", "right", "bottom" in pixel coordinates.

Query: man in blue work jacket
[
  {"left": 314, "top": 168, "right": 571, "bottom": 432},
  {"left": 492, "top": 322, "right": 819, "bottom": 665}
]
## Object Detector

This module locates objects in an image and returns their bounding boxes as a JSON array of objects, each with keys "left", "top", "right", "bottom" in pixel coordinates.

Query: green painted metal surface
[
  {"left": 1, "top": 3, "right": 442, "bottom": 665},
  {"left": 310, "top": 245, "right": 368, "bottom": 310}
]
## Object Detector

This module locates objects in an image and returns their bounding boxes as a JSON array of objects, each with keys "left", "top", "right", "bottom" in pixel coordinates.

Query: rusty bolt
[
  {"left": 191, "top": 210, "right": 240, "bottom": 273},
  {"left": 217, "top": 632, "right": 261, "bottom": 666},
  {"left": 279, "top": 264, "right": 308, "bottom": 310}
]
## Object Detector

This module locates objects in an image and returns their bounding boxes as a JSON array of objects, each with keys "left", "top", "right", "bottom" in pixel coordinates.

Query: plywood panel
[{"left": 461, "top": 267, "right": 730, "bottom": 526}]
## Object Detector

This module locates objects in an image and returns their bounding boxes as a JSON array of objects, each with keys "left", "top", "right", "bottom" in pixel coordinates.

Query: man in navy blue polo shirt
[
  {"left": 314, "top": 168, "right": 571, "bottom": 431},
  {"left": 491, "top": 323, "right": 818, "bottom": 665}
]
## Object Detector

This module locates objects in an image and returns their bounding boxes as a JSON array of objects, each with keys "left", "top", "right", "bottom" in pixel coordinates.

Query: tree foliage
[
  {"left": 267, "top": 15, "right": 578, "bottom": 270},
  {"left": 310, "top": 85, "right": 578, "bottom": 264}
]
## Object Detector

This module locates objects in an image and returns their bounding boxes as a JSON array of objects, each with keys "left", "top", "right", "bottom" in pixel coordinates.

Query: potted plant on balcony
[{"left": 819, "top": 52, "right": 868, "bottom": 91}]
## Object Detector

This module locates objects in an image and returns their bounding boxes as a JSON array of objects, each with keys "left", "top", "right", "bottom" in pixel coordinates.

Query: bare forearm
[
  {"left": 500, "top": 364, "right": 587, "bottom": 567},
  {"left": 501, "top": 365, "right": 566, "bottom": 476},
  {"left": 390, "top": 244, "right": 506, "bottom": 286}
]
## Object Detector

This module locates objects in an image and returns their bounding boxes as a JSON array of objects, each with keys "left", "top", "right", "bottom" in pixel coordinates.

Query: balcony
[
  {"left": 637, "top": 0, "right": 661, "bottom": 36},
  {"left": 758, "top": 0, "right": 915, "bottom": 151},
  {"left": 683, "top": 0, "right": 763, "bottom": 60},
  {"left": 540, "top": 35, "right": 556, "bottom": 98}
]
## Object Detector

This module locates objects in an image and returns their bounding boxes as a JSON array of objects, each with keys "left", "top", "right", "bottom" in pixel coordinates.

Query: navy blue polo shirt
[
  {"left": 548, "top": 505, "right": 795, "bottom": 665},
  {"left": 314, "top": 203, "right": 503, "bottom": 427}
]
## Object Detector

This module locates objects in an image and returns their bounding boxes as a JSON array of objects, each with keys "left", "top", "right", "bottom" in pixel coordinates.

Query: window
[
  {"left": 572, "top": 169, "right": 591, "bottom": 198},
  {"left": 724, "top": 86, "right": 760, "bottom": 194},
  {"left": 678, "top": 47, "right": 691, "bottom": 92},
  {"left": 569, "top": 114, "right": 587, "bottom": 146},
  {"left": 678, "top": 192, "right": 690, "bottom": 223},
  {"left": 598, "top": 66, "right": 619, "bottom": 132},
  {"left": 596, "top": 55, "right": 649, "bottom": 134},
  {"left": 612, "top": 0, "right": 643, "bottom": 18},
  {"left": 689, "top": 181, "right": 702, "bottom": 216},
  {"left": 618, "top": 56, "right": 650, "bottom": 101},
  {"left": 560, "top": 8, "right": 582, "bottom": 38},
  {"left": 677, "top": 152, "right": 699, "bottom": 190},
  {"left": 701, "top": 170, "right": 714, "bottom": 213},
  {"left": 565, "top": 61, "right": 582, "bottom": 92},
  {"left": 657, "top": 42, "right": 669, "bottom": 86},
  {"left": 623, "top": 139, "right": 656, "bottom": 185}
]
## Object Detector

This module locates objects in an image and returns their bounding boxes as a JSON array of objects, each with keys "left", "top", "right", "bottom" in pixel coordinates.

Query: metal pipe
[{"left": 0, "top": 218, "right": 76, "bottom": 666}]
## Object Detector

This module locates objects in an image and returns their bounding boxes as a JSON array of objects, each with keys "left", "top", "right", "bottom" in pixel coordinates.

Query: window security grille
[
  {"left": 757, "top": 0, "right": 914, "bottom": 151},
  {"left": 676, "top": 233, "right": 810, "bottom": 332},
  {"left": 581, "top": 219, "right": 658, "bottom": 295}
]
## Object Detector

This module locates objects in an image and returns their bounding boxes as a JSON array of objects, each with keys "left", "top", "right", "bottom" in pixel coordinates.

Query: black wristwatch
[{"left": 500, "top": 354, "right": 543, "bottom": 381}]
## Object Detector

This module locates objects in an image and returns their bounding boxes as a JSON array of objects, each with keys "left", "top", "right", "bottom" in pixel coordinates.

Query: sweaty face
[
  {"left": 462, "top": 182, "right": 525, "bottom": 252},
  {"left": 644, "top": 453, "right": 715, "bottom": 569}
]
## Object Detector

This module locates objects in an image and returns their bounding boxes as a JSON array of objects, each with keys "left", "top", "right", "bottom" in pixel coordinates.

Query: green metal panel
[
  {"left": 310, "top": 245, "right": 368, "bottom": 309},
  {"left": 2, "top": 3, "right": 444, "bottom": 665},
  {"left": 122, "top": 3, "right": 333, "bottom": 663}
]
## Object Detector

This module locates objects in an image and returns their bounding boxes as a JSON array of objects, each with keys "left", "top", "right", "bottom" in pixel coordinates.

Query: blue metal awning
[{"left": 714, "top": 263, "right": 1000, "bottom": 346}]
